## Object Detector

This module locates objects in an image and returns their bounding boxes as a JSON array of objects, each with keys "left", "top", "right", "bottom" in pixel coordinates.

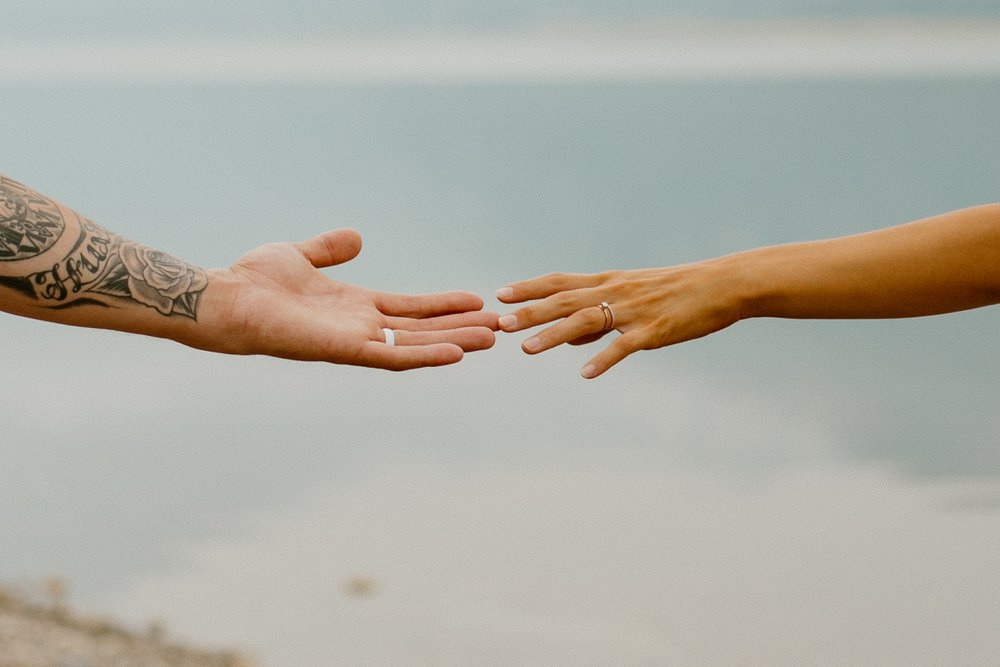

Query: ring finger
[
  {"left": 383, "top": 326, "right": 496, "bottom": 352},
  {"left": 521, "top": 305, "right": 611, "bottom": 354}
]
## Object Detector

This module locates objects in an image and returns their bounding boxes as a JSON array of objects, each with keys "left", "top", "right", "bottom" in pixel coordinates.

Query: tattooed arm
[{"left": 0, "top": 174, "right": 497, "bottom": 370}]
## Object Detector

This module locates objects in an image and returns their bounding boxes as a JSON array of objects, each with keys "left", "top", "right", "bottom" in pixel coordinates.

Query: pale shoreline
[{"left": 0, "top": 585, "right": 253, "bottom": 667}]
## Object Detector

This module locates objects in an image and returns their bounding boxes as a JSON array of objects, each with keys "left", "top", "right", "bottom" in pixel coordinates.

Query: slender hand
[
  {"left": 497, "top": 204, "right": 1000, "bottom": 378},
  {"left": 0, "top": 174, "right": 496, "bottom": 370}
]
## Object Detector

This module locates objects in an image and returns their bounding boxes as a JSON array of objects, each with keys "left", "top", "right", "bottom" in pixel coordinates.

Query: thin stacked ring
[{"left": 599, "top": 301, "right": 615, "bottom": 332}]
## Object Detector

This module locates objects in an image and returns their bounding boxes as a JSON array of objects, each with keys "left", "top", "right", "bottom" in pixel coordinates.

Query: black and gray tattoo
[
  {"left": 0, "top": 176, "right": 208, "bottom": 319},
  {"left": 0, "top": 175, "right": 65, "bottom": 260}
]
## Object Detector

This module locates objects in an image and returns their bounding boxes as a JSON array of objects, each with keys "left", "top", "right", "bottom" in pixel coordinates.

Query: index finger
[{"left": 496, "top": 272, "right": 604, "bottom": 304}]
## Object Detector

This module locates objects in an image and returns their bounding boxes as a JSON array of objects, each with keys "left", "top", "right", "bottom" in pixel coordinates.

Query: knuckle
[
  {"left": 596, "top": 269, "right": 619, "bottom": 283},
  {"left": 516, "top": 306, "right": 536, "bottom": 322},
  {"left": 617, "top": 334, "right": 643, "bottom": 354},
  {"left": 578, "top": 308, "right": 604, "bottom": 327},
  {"left": 546, "top": 272, "right": 571, "bottom": 288},
  {"left": 509, "top": 307, "right": 541, "bottom": 329},
  {"left": 550, "top": 291, "right": 577, "bottom": 309}
]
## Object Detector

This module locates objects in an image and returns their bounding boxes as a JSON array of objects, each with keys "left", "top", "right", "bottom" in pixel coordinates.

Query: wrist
[
  {"left": 716, "top": 245, "right": 781, "bottom": 322},
  {"left": 172, "top": 268, "right": 245, "bottom": 355}
]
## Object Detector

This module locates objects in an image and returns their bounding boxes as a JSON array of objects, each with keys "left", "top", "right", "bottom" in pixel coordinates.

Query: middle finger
[
  {"left": 385, "top": 310, "right": 500, "bottom": 332},
  {"left": 521, "top": 305, "right": 610, "bottom": 354},
  {"left": 499, "top": 288, "right": 603, "bottom": 332}
]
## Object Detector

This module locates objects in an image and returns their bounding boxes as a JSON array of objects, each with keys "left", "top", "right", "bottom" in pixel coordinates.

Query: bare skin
[
  {"left": 497, "top": 204, "right": 1000, "bottom": 378},
  {"left": 0, "top": 173, "right": 497, "bottom": 370}
]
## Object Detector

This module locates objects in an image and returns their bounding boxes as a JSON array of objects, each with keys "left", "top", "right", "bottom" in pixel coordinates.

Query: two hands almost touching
[
  {"left": 7, "top": 173, "right": 1000, "bottom": 377},
  {"left": 0, "top": 174, "right": 497, "bottom": 370}
]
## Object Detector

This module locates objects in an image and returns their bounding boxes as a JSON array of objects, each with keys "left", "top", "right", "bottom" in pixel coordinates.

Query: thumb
[{"left": 295, "top": 229, "right": 363, "bottom": 268}]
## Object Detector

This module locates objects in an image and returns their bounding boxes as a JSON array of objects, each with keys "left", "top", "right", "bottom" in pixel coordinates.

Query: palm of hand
[{"left": 216, "top": 229, "right": 496, "bottom": 369}]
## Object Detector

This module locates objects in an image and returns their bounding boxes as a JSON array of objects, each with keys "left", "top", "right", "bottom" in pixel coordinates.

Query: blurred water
[
  {"left": 5, "top": 0, "right": 1000, "bottom": 40},
  {"left": 2, "top": 77, "right": 1000, "bottom": 664}
]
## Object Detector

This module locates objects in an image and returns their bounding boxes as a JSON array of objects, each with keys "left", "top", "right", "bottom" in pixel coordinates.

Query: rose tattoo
[{"left": 118, "top": 242, "right": 208, "bottom": 318}]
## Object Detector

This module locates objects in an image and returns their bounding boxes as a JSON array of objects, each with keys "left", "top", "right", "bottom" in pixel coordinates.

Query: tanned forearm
[
  {"left": 497, "top": 203, "right": 1000, "bottom": 377},
  {"left": 734, "top": 204, "right": 1000, "bottom": 320},
  {"left": 0, "top": 173, "right": 210, "bottom": 342}
]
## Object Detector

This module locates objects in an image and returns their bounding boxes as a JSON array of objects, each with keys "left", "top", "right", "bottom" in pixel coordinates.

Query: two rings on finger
[
  {"left": 598, "top": 301, "right": 615, "bottom": 332},
  {"left": 382, "top": 328, "right": 395, "bottom": 347}
]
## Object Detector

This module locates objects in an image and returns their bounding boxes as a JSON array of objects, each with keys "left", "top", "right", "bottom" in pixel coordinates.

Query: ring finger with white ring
[
  {"left": 521, "top": 304, "right": 617, "bottom": 354},
  {"left": 381, "top": 326, "right": 496, "bottom": 352}
]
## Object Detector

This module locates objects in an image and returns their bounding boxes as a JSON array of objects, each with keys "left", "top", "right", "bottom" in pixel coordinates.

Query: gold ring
[{"left": 599, "top": 301, "right": 615, "bottom": 332}]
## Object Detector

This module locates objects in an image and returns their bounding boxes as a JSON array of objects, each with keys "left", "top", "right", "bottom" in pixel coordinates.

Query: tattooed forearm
[
  {"left": 0, "top": 175, "right": 65, "bottom": 260},
  {"left": 27, "top": 216, "right": 208, "bottom": 318},
  {"left": 0, "top": 175, "right": 207, "bottom": 319}
]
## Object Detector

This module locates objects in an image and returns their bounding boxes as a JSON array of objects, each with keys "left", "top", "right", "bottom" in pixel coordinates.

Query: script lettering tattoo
[{"left": 0, "top": 176, "right": 208, "bottom": 319}]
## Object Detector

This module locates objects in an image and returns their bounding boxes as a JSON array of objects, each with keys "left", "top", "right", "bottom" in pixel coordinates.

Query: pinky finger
[
  {"left": 580, "top": 333, "right": 640, "bottom": 379},
  {"left": 359, "top": 341, "right": 465, "bottom": 371}
]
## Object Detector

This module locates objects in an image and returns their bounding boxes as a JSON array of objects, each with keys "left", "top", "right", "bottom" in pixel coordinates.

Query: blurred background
[{"left": 2, "top": 1, "right": 1000, "bottom": 665}]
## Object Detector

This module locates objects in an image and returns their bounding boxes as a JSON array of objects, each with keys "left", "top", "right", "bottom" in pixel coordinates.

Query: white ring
[{"left": 382, "top": 328, "right": 395, "bottom": 347}]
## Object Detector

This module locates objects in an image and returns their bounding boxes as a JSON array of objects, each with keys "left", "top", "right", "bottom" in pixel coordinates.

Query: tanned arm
[
  {"left": 0, "top": 173, "right": 497, "bottom": 370},
  {"left": 497, "top": 204, "right": 1000, "bottom": 377}
]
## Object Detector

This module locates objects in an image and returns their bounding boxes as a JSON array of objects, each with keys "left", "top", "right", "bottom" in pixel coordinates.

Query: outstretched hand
[
  {"left": 496, "top": 260, "right": 742, "bottom": 378},
  {"left": 197, "top": 229, "right": 497, "bottom": 370}
]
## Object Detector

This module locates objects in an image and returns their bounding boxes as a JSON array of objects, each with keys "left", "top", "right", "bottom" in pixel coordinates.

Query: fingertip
[
  {"left": 482, "top": 311, "right": 501, "bottom": 331},
  {"left": 480, "top": 328, "right": 498, "bottom": 349},
  {"left": 460, "top": 327, "right": 497, "bottom": 352},
  {"left": 437, "top": 343, "right": 466, "bottom": 365},
  {"left": 323, "top": 227, "right": 362, "bottom": 251},
  {"left": 583, "top": 334, "right": 635, "bottom": 378},
  {"left": 340, "top": 227, "right": 363, "bottom": 252},
  {"left": 495, "top": 286, "right": 514, "bottom": 301},
  {"left": 498, "top": 313, "right": 518, "bottom": 331}
]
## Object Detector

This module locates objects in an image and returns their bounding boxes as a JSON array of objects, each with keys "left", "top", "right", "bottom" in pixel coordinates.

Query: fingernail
[
  {"left": 498, "top": 314, "right": 517, "bottom": 330},
  {"left": 495, "top": 287, "right": 513, "bottom": 300},
  {"left": 581, "top": 364, "right": 597, "bottom": 379},
  {"left": 523, "top": 337, "right": 541, "bottom": 352}
]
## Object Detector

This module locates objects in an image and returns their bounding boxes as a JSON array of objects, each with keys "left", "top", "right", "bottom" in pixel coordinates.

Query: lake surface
[{"left": 2, "top": 77, "right": 999, "bottom": 665}]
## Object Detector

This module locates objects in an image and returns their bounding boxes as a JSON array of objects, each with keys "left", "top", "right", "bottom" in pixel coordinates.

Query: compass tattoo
[
  {"left": 0, "top": 175, "right": 208, "bottom": 319},
  {"left": 0, "top": 176, "right": 65, "bottom": 260}
]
